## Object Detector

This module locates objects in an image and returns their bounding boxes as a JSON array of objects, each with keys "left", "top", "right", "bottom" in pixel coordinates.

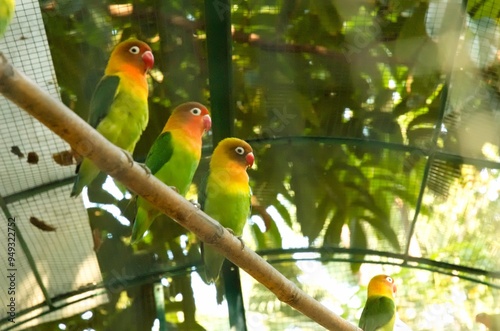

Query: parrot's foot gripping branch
[
  {"left": 189, "top": 199, "right": 201, "bottom": 209},
  {"left": 138, "top": 163, "right": 151, "bottom": 176},
  {"left": 121, "top": 149, "right": 135, "bottom": 167},
  {"left": 226, "top": 227, "right": 245, "bottom": 250}
]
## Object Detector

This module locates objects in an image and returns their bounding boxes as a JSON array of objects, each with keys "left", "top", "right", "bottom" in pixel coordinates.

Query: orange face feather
[
  {"left": 105, "top": 39, "right": 154, "bottom": 79},
  {"left": 367, "top": 274, "right": 397, "bottom": 299},
  {"left": 209, "top": 138, "right": 254, "bottom": 187},
  {"left": 163, "top": 102, "right": 212, "bottom": 137}
]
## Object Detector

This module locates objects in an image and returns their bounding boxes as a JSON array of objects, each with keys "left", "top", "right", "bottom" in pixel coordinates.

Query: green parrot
[
  {"left": 130, "top": 102, "right": 212, "bottom": 244},
  {"left": 200, "top": 138, "right": 254, "bottom": 285},
  {"left": 71, "top": 39, "right": 154, "bottom": 197},
  {"left": 0, "top": 0, "right": 15, "bottom": 37},
  {"left": 359, "top": 274, "right": 397, "bottom": 331}
]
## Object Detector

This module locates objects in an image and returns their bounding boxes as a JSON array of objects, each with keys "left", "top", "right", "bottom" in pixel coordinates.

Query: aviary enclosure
[{"left": 1, "top": 0, "right": 500, "bottom": 330}]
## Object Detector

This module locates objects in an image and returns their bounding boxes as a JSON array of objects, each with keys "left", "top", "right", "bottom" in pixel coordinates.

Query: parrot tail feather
[
  {"left": 70, "top": 159, "right": 100, "bottom": 197},
  {"left": 201, "top": 243, "right": 225, "bottom": 285},
  {"left": 130, "top": 206, "right": 155, "bottom": 244}
]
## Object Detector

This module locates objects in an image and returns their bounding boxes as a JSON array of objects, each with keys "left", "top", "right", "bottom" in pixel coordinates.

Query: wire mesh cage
[{"left": 1, "top": 0, "right": 500, "bottom": 330}]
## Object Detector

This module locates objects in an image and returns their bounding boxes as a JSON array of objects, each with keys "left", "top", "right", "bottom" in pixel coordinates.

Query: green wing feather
[
  {"left": 359, "top": 296, "right": 395, "bottom": 331},
  {"left": 71, "top": 75, "right": 119, "bottom": 195},
  {"left": 144, "top": 132, "right": 173, "bottom": 175},
  {"left": 88, "top": 75, "right": 120, "bottom": 129}
]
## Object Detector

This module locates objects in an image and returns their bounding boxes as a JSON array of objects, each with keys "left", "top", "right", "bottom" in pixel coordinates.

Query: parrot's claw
[
  {"left": 189, "top": 199, "right": 201, "bottom": 209},
  {"left": 121, "top": 149, "right": 135, "bottom": 167},
  {"left": 236, "top": 235, "right": 245, "bottom": 250},
  {"left": 169, "top": 186, "right": 179, "bottom": 193},
  {"left": 226, "top": 228, "right": 245, "bottom": 250},
  {"left": 138, "top": 163, "right": 151, "bottom": 176}
]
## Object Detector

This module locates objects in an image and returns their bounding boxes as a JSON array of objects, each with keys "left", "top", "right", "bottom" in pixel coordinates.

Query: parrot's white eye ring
[
  {"left": 386, "top": 276, "right": 393, "bottom": 283},
  {"left": 190, "top": 107, "right": 202, "bottom": 116},
  {"left": 129, "top": 46, "right": 140, "bottom": 54},
  {"left": 235, "top": 147, "right": 245, "bottom": 155}
]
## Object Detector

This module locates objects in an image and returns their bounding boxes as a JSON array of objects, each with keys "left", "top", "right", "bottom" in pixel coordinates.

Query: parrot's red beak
[
  {"left": 202, "top": 114, "right": 212, "bottom": 132},
  {"left": 142, "top": 51, "right": 154, "bottom": 70},
  {"left": 392, "top": 283, "right": 397, "bottom": 294},
  {"left": 246, "top": 152, "right": 254, "bottom": 168}
]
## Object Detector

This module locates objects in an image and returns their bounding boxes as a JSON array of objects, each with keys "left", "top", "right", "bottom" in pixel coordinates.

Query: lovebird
[
  {"left": 130, "top": 102, "right": 212, "bottom": 243},
  {"left": 0, "top": 0, "right": 14, "bottom": 37},
  {"left": 71, "top": 39, "right": 154, "bottom": 197},
  {"left": 200, "top": 138, "right": 254, "bottom": 284},
  {"left": 359, "top": 274, "right": 397, "bottom": 331},
  {"left": 476, "top": 313, "right": 500, "bottom": 331}
]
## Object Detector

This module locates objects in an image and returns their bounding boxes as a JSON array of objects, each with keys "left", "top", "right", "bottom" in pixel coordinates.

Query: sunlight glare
[
  {"left": 82, "top": 187, "right": 131, "bottom": 226},
  {"left": 152, "top": 319, "right": 159, "bottom": 331},
  {"left": 81, "top": 311, "right": 93, "bottom": 320},
  {"left": 161, "top": 277, "right": 170, "bottom": 287},
  {"left": 343, "top": 108, "right": 354, "bottom": 121},
  {"left": 265, "top": 205, "right": 308, "bottom": 248},
  {"left": 250, "top": 215, "right": 266, "bottom": 232},
  {"left": 103, "top": 176, "right": 125, "bottom": 200}
]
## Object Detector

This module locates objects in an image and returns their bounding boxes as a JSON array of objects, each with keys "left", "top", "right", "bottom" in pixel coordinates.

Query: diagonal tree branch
[{"left": 0, "top": 53, "right": 360, "bottom": 331}]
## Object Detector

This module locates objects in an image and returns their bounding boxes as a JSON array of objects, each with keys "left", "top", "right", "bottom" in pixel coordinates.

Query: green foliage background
[{"left": 32, "top": 0, "right": 500, "bottom": 330}]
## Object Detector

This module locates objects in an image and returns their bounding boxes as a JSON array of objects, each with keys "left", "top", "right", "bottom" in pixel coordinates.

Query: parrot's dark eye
[
  {"left": 386, "top": 276, "right": 393, "bottom": 283},
  {"left": 235, "top": 147, "right": 245, "bottom": 155},
  {"left": 129, "top": 46, "right": 140, "bottom": 54},
  {"left": 190, "top": 107, "right": 202, "bottom": 116}
]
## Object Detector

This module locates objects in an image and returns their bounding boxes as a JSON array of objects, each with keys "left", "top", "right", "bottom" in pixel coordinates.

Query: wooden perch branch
[{"left": 0, "top": 53, "right": 360, "bottom": 331}]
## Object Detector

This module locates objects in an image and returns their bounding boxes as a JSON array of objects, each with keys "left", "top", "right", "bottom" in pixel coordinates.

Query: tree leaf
[
  {"left": 324, "top": 210, "right": 346, "bottom": 246},
  {"left": 360, "top": 215, "right": 401, "bottom": 251},
  {"left": 310, "top": 1, "right": 343, "bottom": 36},
  {"left": 348, "top": 218, "right": 367, "bottom": 273}
]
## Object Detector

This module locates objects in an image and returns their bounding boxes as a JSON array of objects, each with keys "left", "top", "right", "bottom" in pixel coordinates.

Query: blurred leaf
[
  {"left": 374, "top": 88, "right": 395, "bottom": 110},
  {"left": 390, "top": 0, "right": 419, "bottom": 13},
  {"left": 467, "top": 0, "right": 500, "bottom": 19},
  {"left": 332, "top": 0, "right": 366, "bottom": 18},
  {"left": 273, "top": 197, "right": 293, "bottom": 228},
  {"left": 251, "top": 215, "right": 283, "bottom": 250},
  {"left": 88, "top": 208, "right": 130, "bottom": 236},
  {"left": 349, "top": 218, "right": 367, "bottom": 273},
  {"left": 394, "top": 3, "right": 429, "bottom": 63},
  {"left": 87, "top": 177, "right": 119, "bottom": 204},
  {"left": 344, "top": 181, "right": 377, "bottom": 205},
  {"left": 425, "top": 0, "right": 463, "bottom": 41},
  {"left": 310, "top": 1, "right": 343, "bottom": 36},
  {"left": 324, "top": 210, "right": 346, "bottom": 246},
  {"left": 334, "top": 161, "right": 370, "bottom": 185},
  {"left": 406, "top": 127, "right": 435, "bottom": 145},
  {"left": 56, "top": 0, "right": 84, "bottom": 16},
  {"left": 393, "top": 97, "right": 412, "bottom": 116},
  {"left": 370, "top": 114, "right": 404, "bottom": 144},
  {"left": 361, "top": 215, "right": 401, "bottom": 251},
  {"left": 466, "top": 17, "right": 500, "bottom": 69},
  {"left": 377, "top": 185, "right": 418, "bottom": 207},
  {"left": 407, "top": 111, "right": 439, "bottom": 132}
]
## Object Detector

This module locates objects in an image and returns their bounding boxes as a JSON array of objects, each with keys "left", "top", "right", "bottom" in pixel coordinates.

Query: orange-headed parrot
[
  {"left": 130, "top": 102, "right": 211, "bottom": 243},
  {"left": 71, "top": 39, "right": 154, "bottom": 197},
  {"left": 200, "top": 138, "right": 254, "bottom": 284},
  {"left": 359, "top": 274, "right": 397, "bottom": 331}
]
